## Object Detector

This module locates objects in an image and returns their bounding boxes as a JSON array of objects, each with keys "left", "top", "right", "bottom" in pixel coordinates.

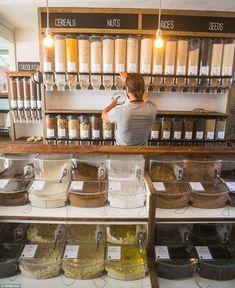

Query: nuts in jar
[
  {"left": 102, "top": 120, "right": 114, "bottom": 139},
  {"left": 68, "top": 115, "right": 80, "bottom": 139},
  {"left": 57, "top": 115, "right": 68, "bottom": 139},
  {"left": 80, "top": 116, "right": 91, "bottom": 139},
  {"left": 91, "top": 115, "right": 101, "bottom": 139},
  {"left": 46, "top": 114, "right": 57, "bottom": 138}
]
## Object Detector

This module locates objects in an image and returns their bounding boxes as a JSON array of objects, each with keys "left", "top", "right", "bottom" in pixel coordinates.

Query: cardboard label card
[
  {"left": 108, "top": 246, "right": 121, "bottom": 260},
  {"left": 189, "top": 182, "right": 204, "bottom": 191},
  {"left": 63, "top": 245, "right": 79, "bottom": 259},
  {"left": 153, "top": 182, "right": 166, "bottom": 191},
  {"left": 21, "top": 244, "right": 38, "bottom": 258},
  {"left": 196, "top": 246, "right": 213, "bottom": 260},
  {"left": 155, "top": 246, "right": 170, "bottom": 260}
]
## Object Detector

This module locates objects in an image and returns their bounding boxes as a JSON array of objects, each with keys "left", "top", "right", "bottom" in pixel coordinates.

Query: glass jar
[
  {"left": 102, "top": 120, "right": 114, "bottom": 139},
  {"left": 30, "top": 79, "right": 37, "bottom": 109},
  {"left": 91, "top": 115, "right": 101, "bottom": 139},
  {"left": 215, "top": 118, "right": 226, "bottom": 140},
  {"left": 80, "top": 116, "right": 91, "bottom": 139},
  {"left": 172, "top": 118, "right": 183, "bottom": 140},
  {"left": 187, "top": 38, "right": 200, "bottom": 76},
  {"left": 102, "top": 36, "right": 114, "bottom": 73},
  {"left": 23, "top": 77, "right": 31, "bottom": 109},
  {"left": 57, "top": 115, "right": 68, "bottom": 139},
  {"left": 152, "top": 44, "right": 164, "bottom": 75},
  {"left": 140, "top": 37, "right": 153, "bottom": 74},
  {"left": 66, "top": 35, "right": 78, "bottom": 73},
  {"left": 210, "top": 39, "right": 224, "bottom": 76},
  {"left": 161, "top": 118, "right": 172, "bottom": 140},
  {"left": 90, "top": 36, "right": 102, "bottom": 73},
  {"left": 54, "top": 34, "right": 66, "bottom": 73},
  {"left": 78, "top": 35, "right": 90, "bottom": 73},
  {"left": 68, "top": 115, "right": 80, "bottom": 139},
  {"left": 199, "top": 38, "right": 213, "bottom": 76},
  {"left": 42, "top": 42, "right": 54, "bottom": 72},
  {"left": 46, "top": 114, "right": 57, "bottom": 138},
  {"left": 222, "top": 39, "right": 235, "bottom": 76},
  {"left": 115, "top": 36, "right": 127, "bottom": 73},
  {"left": 176, "top": 39, "right": 188, "bottom": 75},
  {"left": 183, "top": 119, "right": 194, "bottom": 140},
  {"left": 205, "top": 119, "right": 216, "bottom": 140},
  {"left": 150, "top": 118, "right": 161, "bottom": 140},
  {"left": 127, "top": 36, "right": 139, "bottom": 73},
  {"left": 164, "top": 37, "right": 177, "bottom": 75},
  {"left": 10, "top": 77, "right": 18, "bottom": 109},
  {"left": 194, "top": 119, "right": 205, "bottom": 140},
  {"left": 17, "top": 77, "right": 24, "bottom": 109}
]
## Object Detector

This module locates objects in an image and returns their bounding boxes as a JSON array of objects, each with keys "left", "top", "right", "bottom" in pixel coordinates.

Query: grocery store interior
[{"left": 0, "top": 1, "right": 235, "bottom": 288}]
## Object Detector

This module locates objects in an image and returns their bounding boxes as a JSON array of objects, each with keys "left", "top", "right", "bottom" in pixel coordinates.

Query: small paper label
[
  {"left": 116, "top": 64, "right": 125, "bottom": 73},
  {"left": 80, "top": 130, "right": 89, "bottom": 139},
  {"left": 103, "top": 64, "right": 113, "bottom": 73},
  {"left": 30, "top": 181, "right": 45, "bottom": 191},
  {"left": 155, "top": 246, "right": 170, "bottom": 260},
  {"left": 163, "top": 131, "right": 171, "bottom": 139},
  {"left": 190, "top": 182, "right": 205, "bottom": 191},
  {"left": 188, "top": 65, "right": 198, "bottom": 75},
  {"left": 206, "top": 131, "right": 214, "bottom": 140},
  {"left": 24, "top": 100, "right": 30, "bottom": 109},
  {"left": 200, "top": 66, "right": 209, "bottom": 76},
  {"left": 69, "top": 129, "right": 77, "bottom": 138},
  {"left": 55, "top": 62, "right": 65, "bottom": 72},
  {"left": 17, "top": 100, "right": 24, "bottom": 109},
  {"left": 185, "top": 132, "right": 193, "bottom": 140},
  {"left": 196, "top": 131, "right": 204, "bottom": 140},
  {"left": 141, "top": 64, "right": 151, "bottom": 74},
  {"left": 92, "top": 63, "right": 101, "bottom": 73},
  {"left": 217, "top": 131, "right": 225, "bottom": 140},
  {"left": 225, "top": 182, "right": 235, "bottom": 192},
  {"left": 128, "top": 63, "right": 137, "bottom": 73},
  {"left": 103, "top": 130, "right": 112, "bottom": 139},
  {"left": 11, "top": 100, "right": 17, "bottom": 108},
  {"left": 109, "top": 181, "right": 121, "bottom": 191},
  {"left": 80, "top": 63, "right": 89, "bottom": 73},
  {"left": 174, "top": 131, "right": 181, "bottom": 140},
  {"left": 212, "top": 66, "right": 221, "bottom": 76},
  {"left": 92, "top": 130, "right": 100, "bottom": 139},
  {"left": 70, "top": 181, "right": 84, "bottom": 190},
  {"left": 108, "top": 246, "right": 121, "bottom": 260},
  {"left": 58, "top": 128, "right": 66, "bottom": 138},
  {"left": 196, "top": 246, "right": 213, "bottom": 260},
  {"left": 37, "top": 100, "right": 42, "bottom": 109},
  {"left": 154, "top": 64, "right": 163, "bottom": 75},
  {"left": 47, "top": 129, "right": 55, "bottom": 138},
  {"left": 63, "top": 245, "right": 79, "bottom": 259},
  {"left": 151, "top": 131, "right": 159, "bottom": 139},
  {"left": 0, "top": 179, "right": 9, "bottom": 189},
  {"left": 21, "top": 244, "right": 38, "bottom": 258},
  {"left": 43, "top": 62, "right": 52, "bottom": 72},
  {"left": 165, "top": 65, "right": 174, "bottom": 75},
  {"left": 177, "top": 65, "right": 186, "bottom": 75},
  {"left": 224, "top": 66, "right": 232, "bottom": 76},
  {"left": 31, "top": 100, "right": 37, "bottom": 109},
  {"left": 153, "top": 182, "right": 165, "bottom": 191},
  {"left": 68, "top": 62, "right": 76, "bottom": 72}
]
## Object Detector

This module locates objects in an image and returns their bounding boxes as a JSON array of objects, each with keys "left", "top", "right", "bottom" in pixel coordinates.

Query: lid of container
[
  {"left": 78, "top": 35, "right": 90, "bottom": 41},
  {"left": 102, "top": 36, "right": 114, "bottom": 40},
  {"left": 53, "top": 34, "right": 66, "bottom": 39},
  {"left": 0, "top": 180, "right": 30, "bottom": 194},
  {"left": 90, "top": 35, "right": 102, "bottom": 42},
  {"left": 201, "top": 38, "right": 213, "bottom": 44},
  {"left": 127, "top": 35, "right": 138, "bottom": 39},
  {"left": 141, "top": 36, "right": 153, "bottom": 40},
  {"left": 166, "top": 36, "right": 177, "bottom": 41},
  {"left": 56, "top": 114, "right": 68, "bottom": 119},
  {"left": 115, "top": 35, "right": 127, "bottom": 40},
  {"left": 69, "top": 181, "right": 106, "bottom": 195},
  {"left": 66, "top": 34, "right": 77, "bottom": 39}
]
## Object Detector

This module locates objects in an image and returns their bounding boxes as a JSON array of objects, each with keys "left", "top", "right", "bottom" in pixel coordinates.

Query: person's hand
[
  {"left": 111, "top": 96, "right": 120, "bottom": 107},
  {"left": 119, "top": 71, "right": 128, "bottom": 82}
]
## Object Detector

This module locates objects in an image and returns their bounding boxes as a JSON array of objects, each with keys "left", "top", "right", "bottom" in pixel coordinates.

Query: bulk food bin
[
  {"left": 220, "top": 161, "right": 235, "bottom": 206},
  {"left": 68, "top": 181, "right": 107, "bottom": 208},
  {"left": 107, "top": 225, "right": 145, "bottom": 245},
  {"left": 27, "top": 224, "right": 65, "bottom": 244}
]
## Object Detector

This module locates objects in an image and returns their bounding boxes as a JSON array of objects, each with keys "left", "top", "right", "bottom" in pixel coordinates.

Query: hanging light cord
[
  {"left": 158, "top": 0, "right": 162, "bottom": 30},
  {"left": 46, "top": 0, "right": 49, "bottom": 30}
]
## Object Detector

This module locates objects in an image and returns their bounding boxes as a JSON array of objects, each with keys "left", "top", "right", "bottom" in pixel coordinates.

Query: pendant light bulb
[
  {"left": 154, "top": 29, "right": 164, "bottom": 48},
  {"left": 43, "top": 29, "right": 53, "bottom": 47}
]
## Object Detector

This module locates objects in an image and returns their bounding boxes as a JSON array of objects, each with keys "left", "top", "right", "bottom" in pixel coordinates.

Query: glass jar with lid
[
  {"left": 10, "top": 77, "right": 18, "bottom": 109},
  {"left": 66, "top": 35, "right": 78, "bottom": 73},
  {"left": 42, "top": 42, "right": 54, "bottom": 72},
  {"left": 115, "top": 36, "right": 127, "bottom": 73},
  {"left": 194, "top": 119, "right": 205, "bottom": 140},
  {"left": 210, "top": 39, "right": 224, "bottom": 76},
  {"left": 91, "top": 115, "right": 101, "bottom": 139},
  {"left": 215, "top": 118, "right": 226, "bottom": 140},
  {"left": 78, "top": 35, "right": 90, "bottom": 73},
  {"left": 46, "top": 114, "right": 57, "bottom": 139},
  {"left": 222, "top": 39, "right": 235, "bottom": 76},
  {"left": 199, "top": 38, "right": 213, "bottom": 76},
  {"left": 23, "top": 77, "right": 31, "bottom": 109},
  {"left": 187, "top": 38, "right": 200, "bottom": 76},
  {"left": 57, "top": 114, "right": 68, "bottom": 139},
  {"left": 17, "top": 77, "right": 24, "bottom": 109},
  {"left": 80, "top": 115, "right": 91, "bottom": 139},
  {"left": 172, "top": 118, "right": 183, "bottom": 140},
  {"left": 161, "top": 118, "right": 172, "bottom": 140},
  {"left": 205, "top": 119, "right": 216, "bottom": 141},
  {"left": 102, "top": 120, "right": 114, "bottom": 140},
  {"left": 150, "top": 118, "right": 161, "bottom": 140},
  {"left": 102, "top": 36, "right": 114, "bottom": 73},
  {"left": 30, "top": 79, "right": 37, "bottom": 109},
  {"left": 183, "top": 119, "right": 194, "bottom": 140},
  {"left": 90, "top": 35, "right": 102, "bottom": 73},
  {"left": 164, "top": 37, "right": 177, "bottom": 75},
  {"left": 152, "top": 44, "right": 164, "bottom": 75},
  {"left": 54, "top": 34, "right": 66, "bottom": 73},
  {"left": 176, "top": 38, "right": 189, "bottom": 76},
  {"left": 127, "top": 36, "right": 139, "bottom": 73},
  {"left": 140, "top": 37, "right": 153, "bottom": 74},
  {"left": 68, "top": 115, "right": 80, "bottom": 139}
]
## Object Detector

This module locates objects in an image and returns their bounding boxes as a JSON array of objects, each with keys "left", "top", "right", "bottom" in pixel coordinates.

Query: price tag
[
  {"left": 21, "top": 244, "right": 38, "bottom": 258},
  {"left": 108, "top": 246, "right": 121, "bottom": 260},
  {"left": 190, "top": 182, "right": 205, "bottom": 191},
  {"left": 165, "top": 65, "right": 174, "bottom": 75},
  {"left": 80, "top": 130, "right": 89, "bottom": 139},
  {"left": 196, "top": 131, "right": 204, "bottom": 140},
  {"left": 0, "top": 179, "right": 9, "bottom": 189},
  {"left": 153, "top": 182, "right": 165, "bottom": 191},
  {"left": 24, "top": 100, "right": 30, "bottom": 109},
  {"left": 58, "top": 128, "right": 66, "bottom": 137},
  {"left": 154, "top": 65, "right": 163, "bottom": 75},
  {"left": 17, "top": 100, "right": 24, "bottom": 109},
  {"left": 31, "top": 100, "right": 37, "bottom": 109},
  {"left": 11, "top": 100, "right": 17, "bottom": 109},
  {"left": 92, "top": 64, "right": 101, "bottom": 73},
  {"left": 155, "top": 246, "right": 170, "bottom": 260},
  {"left": 176, "top": 65, "right": 186, "bottom": 75},
  {"left": 141, "top": 64, "right": 151, "bottom": 74},
  {"left": 212, "top": 66, "right": 221, "bottom": 76},
  {"left": 92, "top": 130, "right": 100, "bottom": 139},
  {"left": 217, "top": 131, "right": 225, "bottom": 140},
  {"left": 70, "top": 181, "right": 84, "bottom": 190},
  {"left": 68, "top": 62, "right": 76, "bottom": 72},
  {"left": 69, "top": 129, "right": 77, "bottom": 138},
  {"left": 206, "top": 131, "right": 214, "bottom": 140},
  {"left": 30, "top": 181, "right": 45, "bottom": 191},
  {"left": 116, "top": 64, "right": 125, "bottom": 73},
  {"left": 225, "top": 182, "right": 235, "bottom": 192},
  {"left": 103, "top": 130, "right": 112, "bottom": 139},
  {"left": 224, "top": 66, "right": 232, "bottom": 76},
  {"left": 37, "top": 100, "right": 42, "bottom": 109},
  {"left": 185, "top": 132, "right": 193, "bottom": 140},
  {"left": 200, "top": 66, "right": 209, "bottom": 76},
  {"left": 151, "top": 131, "right": 159, "bottom": 139},
  {"left": 56, "top": 62, "right": 65, "bottom": 73},
  {"left": 174, "top": 131, "right": 181, "bottom": 140},
  {"left": 109, "top": 181, "right": 121, "bottom": 191},
  {"left": 47, "top": 129, "right": 55, "bottom": 138},
  {"left": 163, "top": 131, "right": 170, "bottom": 139},
  {"left": 128, "top": 63, "right": 137, "bottom": 73},
  {"left": 188, "top": 65, "right": 197, "bottom": 75},
  {"left": 43, "top": 62, "right": 52, "bottom": 72},
  {"left": 196, "top": 246, "right": 213, "bottom": 260},
  {"left": 103, "top": 64, "right": 113, "bottom": 73},
  {"left": 80, "top": 63, "right": 89, "bottom": 73},
  {"left": 63, "top": 245, "right": 79, "bottom": 259}
]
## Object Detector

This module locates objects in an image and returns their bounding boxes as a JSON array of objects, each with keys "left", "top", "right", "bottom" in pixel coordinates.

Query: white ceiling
[{"left": 0, "top": 0, "right": 235, "bottom": 30}]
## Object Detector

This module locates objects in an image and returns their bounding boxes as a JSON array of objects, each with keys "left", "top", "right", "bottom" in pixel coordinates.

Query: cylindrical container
[
  {"left": 140, "top": 37, "right": 153, "bottom": 74},
  {"left": 102, "top": 120, "right": 114, "bottom": 140},
  {"left": 205, "top": 119, "right": 216, "bottom": 140},
  {"left": 183, "top": 119, "right": 194, "bottom": 140},
  {"left": 151, "top": 118, "right": 161, "bottom": 140},
  {"left": 115, "top": 36, "right": 127, "bottom": 73},
  {"left": 102, "top": 36, "right": 114, "bottom": 73},
  {"left": 46, "top": 114, "right": 57, "bottom": 139},
  {"left": 152, "top": 44, "right": 164, "bottom": 75},
  {"left": 187, "top": 38, "right": 200, "bottom": 76},
  {"left": 17, "top": 77, "right": 24, "bottom": 109},
  {"left": 164, "top": 37, "right": 177, "bottom": 75},
  {"left": 222, "top": 39, "right": 235, "bottom": 76},
  {"left": 57, "top": 115, "right": 68, "bottom": 139},
  {"left": 172, "top": 118, "right": 183, "bottom": 140},
  {"left": 10, "top": 77, "right": 18, "bottom": 109},
  {"left": 215, "top": 118, "right": 226, "bottom": 140},
  {"left": 66, "top": 35, "right": 78, "bottom": 73},
  {"left": 210, "top": 39, "right": 224, "bottom": 76},
  {"left": 127, "top": 36, "right": 139, "bottom": 73},
  {"left": 30, "top": 79, "right": 37, "bottom": 109},
  {"left": 78, "top": 35, "right": 90, "bottom": 73},
  {"left": 90, "top": 36, "right": 102, "bottom": 73},
  {"left": 23, "top": 78, "right": 31, "bottom": 109},
  {"left": 80, "top": 116, "right": 91, "bottom": 139},
  {"left": 194, "top": 119, "right": 205, "bottom": 140},
  {"left": 42, "top": 43, "right": 54, "bottom": 72},
  {"left": 91, "top": 115, "right": 101, "bottom": 140},
  {"left": 199, "top": 38, "right": 213, "bottom": 76},
  {"left": 161, "top": 118, "right": 172, "bottom": 140},
  {"left": 36, "top": 84, "right": 42, "bottom": 109},
  {"left": 68, "top": 115, "right": 80, "bottom": 139},
  {"left": 54, "top": 34, "right": 66, "bottom": 73},
  {"left": 176, "top": 39, "right": 189, "bottom": 75}
]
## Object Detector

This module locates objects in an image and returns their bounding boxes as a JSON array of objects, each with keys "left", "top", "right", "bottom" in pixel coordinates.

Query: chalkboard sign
[
  {"left": 18, "top": 62, "right": 40, "bottom": 71},
  {"left": 142, "top": 14, "right": 235, "bottom": 34},
  {"left": 41, "top": 12, "right": 138, "bottom": 30}
]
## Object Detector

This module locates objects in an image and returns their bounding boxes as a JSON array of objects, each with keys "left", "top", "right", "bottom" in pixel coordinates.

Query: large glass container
[
  {"left": 57, "top": 114, "right": 68, "bottom": 139},
  {"left": 46, "top": 114, "right": 57, "bottom": 139},
  {"left": 68, "top": 115, "right": 80, "bottom": 139},
  {"left": 176, "top": 39, "right": 189, "bottom": 75},
  {"left": 90, "top": 35, "right": 102, "bottom": 73},
  {"left": 222, "top": 39, "right": 235, "bottom": 76},
  {"left": 66, "top": 35, "right": 78, "bottom": 73},
  {"left": 187, "top": 38, "right": 200, "bottom": 76},
  {"left": 164, "top": 37, "right": 177, "bottom": 75},
  {"left": 17, "top": 77, "right": 24, "bottom": 109},
  {"left": 210, "top": 39, "right": 224, "bottom": 76},
  {"left": 9, "top": 77, "right": 18, "bottom": 109},
  {"left": 152, "top": 44, "right": 164, "bottom": 75},
  {"left": 91, "top": 115, "right": 101, "bottom": 140},
  {"left": 102, "top": 36, "right": 114, "bottom": 73},
  {"left": 42, "top": 42, "right": 54, "bottom": 72},
  {"left": 54, "top": 34, "right": 66, "bottom": 73},
  {"left": 127, "top": 36, "right": 139, "bottom": 73},
  {"left": 80, "top": 116, "right": 91, "bottom": 140},
  {"left": 23, "top": 77, "right": 31, "bottom": 109},
  {"left": 199, "top": 38, "right": 213, "bottom": 76},
  {"left": 115, "top": 36, "right": 127, "bottom": 73},
  {"left": 78, "top": 35, "right": 90, "bottom": 73},
  {"left": 140, "top": 37, "right": 153, "bottom": 74}
]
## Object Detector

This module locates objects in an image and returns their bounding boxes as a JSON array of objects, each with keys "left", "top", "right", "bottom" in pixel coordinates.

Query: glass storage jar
[
  {"left": 215, "top": 118, "right": 226, "bottom": 140},
  {"left": 57, "top": 114, "right": 68, "bottom": 139},
  {"left": 23, "top": 77, "right": 31, "bottom": 109},
  {"left": 102, "top": 36, "right": 114, "bottom": 73},
  {"left": 161, "top": 118, "right": 172, "bottom": 140},
  {"left": 68, "top": 115, "right": 79, "bottom": 139},
  {"left": 152, "top": 43, "right": 164, "bottom": 75},
  {"left": 91, "top": 115, "right": 101, "bottom": 140},
  {"left": 115, "top": 36, "right": 127, "bottom": 73},
  {"left": 140, "top": 37, "right": 153, "bottom": 74},
  {"left": 30, "top": 79, "right": 37, "bottom": 109},
  {"left": 66, "top": 35, "right": 78, "bottom": 73},
  {"left": 183, "top": 119, "right": 194, "bottom": 140},
  {"left": 194, "top": 118, "right": 205, "bottom": 140},
  {"left": 150, "top": 118, "right": 161, "bottom": 140},
  {"left": 222, "top": 39, "right": 235, "bottom": 76},
  {"left": 42, "top": 42, "right": 54, "bottom": 72},
  {"left": 205, "top": 118, "right": 216, "bottom": 140},
  {"left": 54, "top": 34, "right": 66, "bottom": 73},
  {"left": 80, "top": 115, "right": 91, "bottom": 139},
  {"left": 78, "top": 35, "right": 90, "bottom": 73},
  {"left": 172, "top": 118, "right": 183, "bottom": 140},
  {"left": 10, "top": 77, "right": 18, "bottom": 109},
  {"left": 17, "top": 77, "right": 24, "bottom": 109},
  {"left": 164, "top": 37, "right": 177, "bottom": 75},
  {"left": 90, "top": 35, "right": 102, "bottom": 73},
  {"left": 127, "top": 36, "right": 139, "bottom": 73},
  {"left": 187, "top": 38, "right": 200, "bottom": 76},
  {"left": 210, "top": 39, "right": 224, "bottom": 76},
  {"left": 199, "top": 38, "right": 213, "bottom": 76},
  {"left": 102, "top": 120, "right": 114, "bottom": 140},
  {"left": 46, "top": 114, "right": 57, "bottom": 139},
  {"left": 176, "top": 38, "right": 189, "bottom": 75}
]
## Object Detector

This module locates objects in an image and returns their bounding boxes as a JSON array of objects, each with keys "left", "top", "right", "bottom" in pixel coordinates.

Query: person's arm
[{"left": 101, "top": 96, "right": 120, "bottom": 121}]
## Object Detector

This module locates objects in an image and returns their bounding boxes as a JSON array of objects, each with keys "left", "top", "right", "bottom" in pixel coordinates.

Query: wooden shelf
[
  {"left": 0, "top": 92, "right": 8, "bottom": 98},
  {"left": 45, "top": 110, "right": 102, "bottom": 114}
]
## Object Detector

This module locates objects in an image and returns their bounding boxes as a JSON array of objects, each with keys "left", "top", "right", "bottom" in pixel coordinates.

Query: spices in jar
[
  {"left": 164, "top": 37, "right": 177, "bottom": 75},
  {"left": 42, "top": 42, "right": 54, "bottom": 72},
  {"left": 102, "top": 36, "right": 114, "bottom": 73},
  {"left": 210, "top": 39, "right": 224, "bottom": 76},
  {"left": 152, "top": 44, "right": 164, "bottom": 75},
  {"left": 91, "top": 115, "right": 101, "bottom": 140},
  {"left": 80, "top": 116, "right": 91, "bottom": 139},
  {"left": 172, "top": 118, "right": 183, "bottom": 140},
  {"left": 57, "top": 115, "right": 68, "bottom": 139},
  {"left": 127, "top": 36, "right": 139, "bottom": 73},
  {"left": 199, "top": 38, "right": 213, "bottom": 76},
  {"left": 194, "top": 119, "right": 205, "bottom": 140},
  {"left": 78, "top": 35, "right": 90, "bottom": 73},
  {"left": 90, "top": 36, "right": 102, "bottom": 73},
  {"left": 46, "top": 114, "right": 57, "bottom": 139},
  {"left": 68, "top": 115, "right": 80, "bottom": 139},
  {"left": 183, "top": 119, "right": 194, "bottom": 140},
  {"left": 30, "top": 79, "right": 37, "bottom": 109},
  {"left": 222, "top": 39, "right": 235, "bottom": 76},
  {"left": 66, "top": 35, "right": 78, "bottom": 73},
  {"left": 23, "top": 78, "right": 31, "bottom": 109},
  {"left": 115, "top": 36, "right": 127, "bottom": 73},
  {"left": 54, "top": 34, "right": 66, "bottom": 72},
  {"left": 17, "top": 77, "right": 24, "bottom": 109},
  {"left": 215, "top": 118, "right": 226, "bottom": 140},
  {"left": 161, "top": 118, "right": 172, "bottom": 140},
  {"left": 10, "top": 77, "right": 18, "bottom": 108},
  {"left": 176, "top": 39, "right": 189, "bottom": 75},
  {"left": 140, "top": 37, "right": 153, "bottom": 74},
  {"left": 205, "top": 119, "right": 216, "bottom": 140},
  {"left": 151, "top": 118, "right": 161, "bottom": 140},
  {"left": 102, "top": 120, "right": 113, "bottom": 139},
  {"left": 187, "top": 38, "right": 200, "bottom": 76}
]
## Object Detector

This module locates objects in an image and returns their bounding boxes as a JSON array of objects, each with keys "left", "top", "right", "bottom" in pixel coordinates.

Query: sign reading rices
[{"left": 41, "top": 13, "right": 139, "bottom": 29}]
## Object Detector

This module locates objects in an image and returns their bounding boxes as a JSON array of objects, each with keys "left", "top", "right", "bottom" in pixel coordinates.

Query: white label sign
[
  {"left": 30, "top": 181, "right": 45, "bottom": 191},
  {"left": 92, "top": 130, "right": 100, "bottom": 139},
  {"left": 68, "top": 62, "right": 76, "bottom": 72},
  {"left": 47, "top": 128, "right": 55, "bottom": 138},
  {"left": 141, "top": 64, "right": 151, "bottom": 74},
  {"left": 0, "top": 179, "right": 9, "bottom": 189},
  {"left": 174, "top": 131, "right": 181, "bottom": 140},
  {"left": 55, "top": 62, "right": 65, "bottom": 72},
  {"left": 224, "top": 66, "right": 232, "bottom": 76},
  {"left": 217, "top": 131, "right": 225, "bottom": 140},
  {"left": 155, "top": 246, "right": 170, "bottom": 260},
  {"left": 188, "top": 65, "right": 197, "bottom": 75},
  {"left": 109, "top": 181, "right": 121, "bottom": 191},
  {"left": 58, "top": 128, "right": 66, "bottom": 138},
  {"left": 163, "top": 131, "right": 171, "bottom": 139},
  {"left": 70, "top": 181, "right": 84, "bottom": 191},
  {"left": 63, "top": 245, "right": 79, "bottom": 259},
  {"left": 80, "top": 63, "right": 89, "bottom": 73},
  {"left": 21, "top": 244, "right": 38, "bottom": 258},
  {"left": 108, "top": 246, "right": 121, "bottom": 260},
  {"left": 225, "top": 182, "right": 235, "bottom": 192},
  {"left": 128, "top": 63, "right": 137, "bottom": 73},
  {"left": 196, "top": 131, "right": 204, "bottom": 140},
  {"left": 80, "top": 130, "right": 89, "bottom": 139},
  {"left": 200, "top": 66, "right": 209, "bottom": 75},
  {"left": 69, "top": 129, "right": 77, "bottom": 139},
  {"left": 43, "top": 61, "right": 52, "bottom": 72},
  {"left": 190, "top": 182, "right": 205, "bottom": 191},
  {"left": 206, "top": 131, "right": 214, "bottom": 140},
  {"left": 154, "top": 64, "right": 162, "bottom": 75},
  {"left": 212, "top": 66, "right": 221, "bottom": 76},
  {"left": 103, "top": 64, "right": 113, "bottom": 73},
  {"left": 176, "top": 65, "right": 186, "bottom": 75},
  {"left": 151, "top": 131, "right": 159, "bottom": 139},
  {"left": 116, "top": 64, "right": 125, "bottom": 73},
  {"left": 185, "top": 132, "right": 193, "bottom": 140},
  {"left": 153, "top": 182, "right": 165, "bottom": 191},
  {"left": 165, "top": 65, "right": 174, "bottom": 75},
  {"left": 11, "top": 100, "right": 17, "bottom": 108},
  {"left": 92, "top": 64, "right": 101, "bottom": 73},
  {"left": 196, "top": 246, "right": 213, "bottom": 260},
  {"left": 103, "top": 130, "right": 112, "bottom": 139}
]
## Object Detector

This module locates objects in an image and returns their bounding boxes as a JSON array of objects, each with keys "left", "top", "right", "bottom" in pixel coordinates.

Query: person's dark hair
[{"left": 125, "top": 73, "right": 145, "bottom": 100}]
